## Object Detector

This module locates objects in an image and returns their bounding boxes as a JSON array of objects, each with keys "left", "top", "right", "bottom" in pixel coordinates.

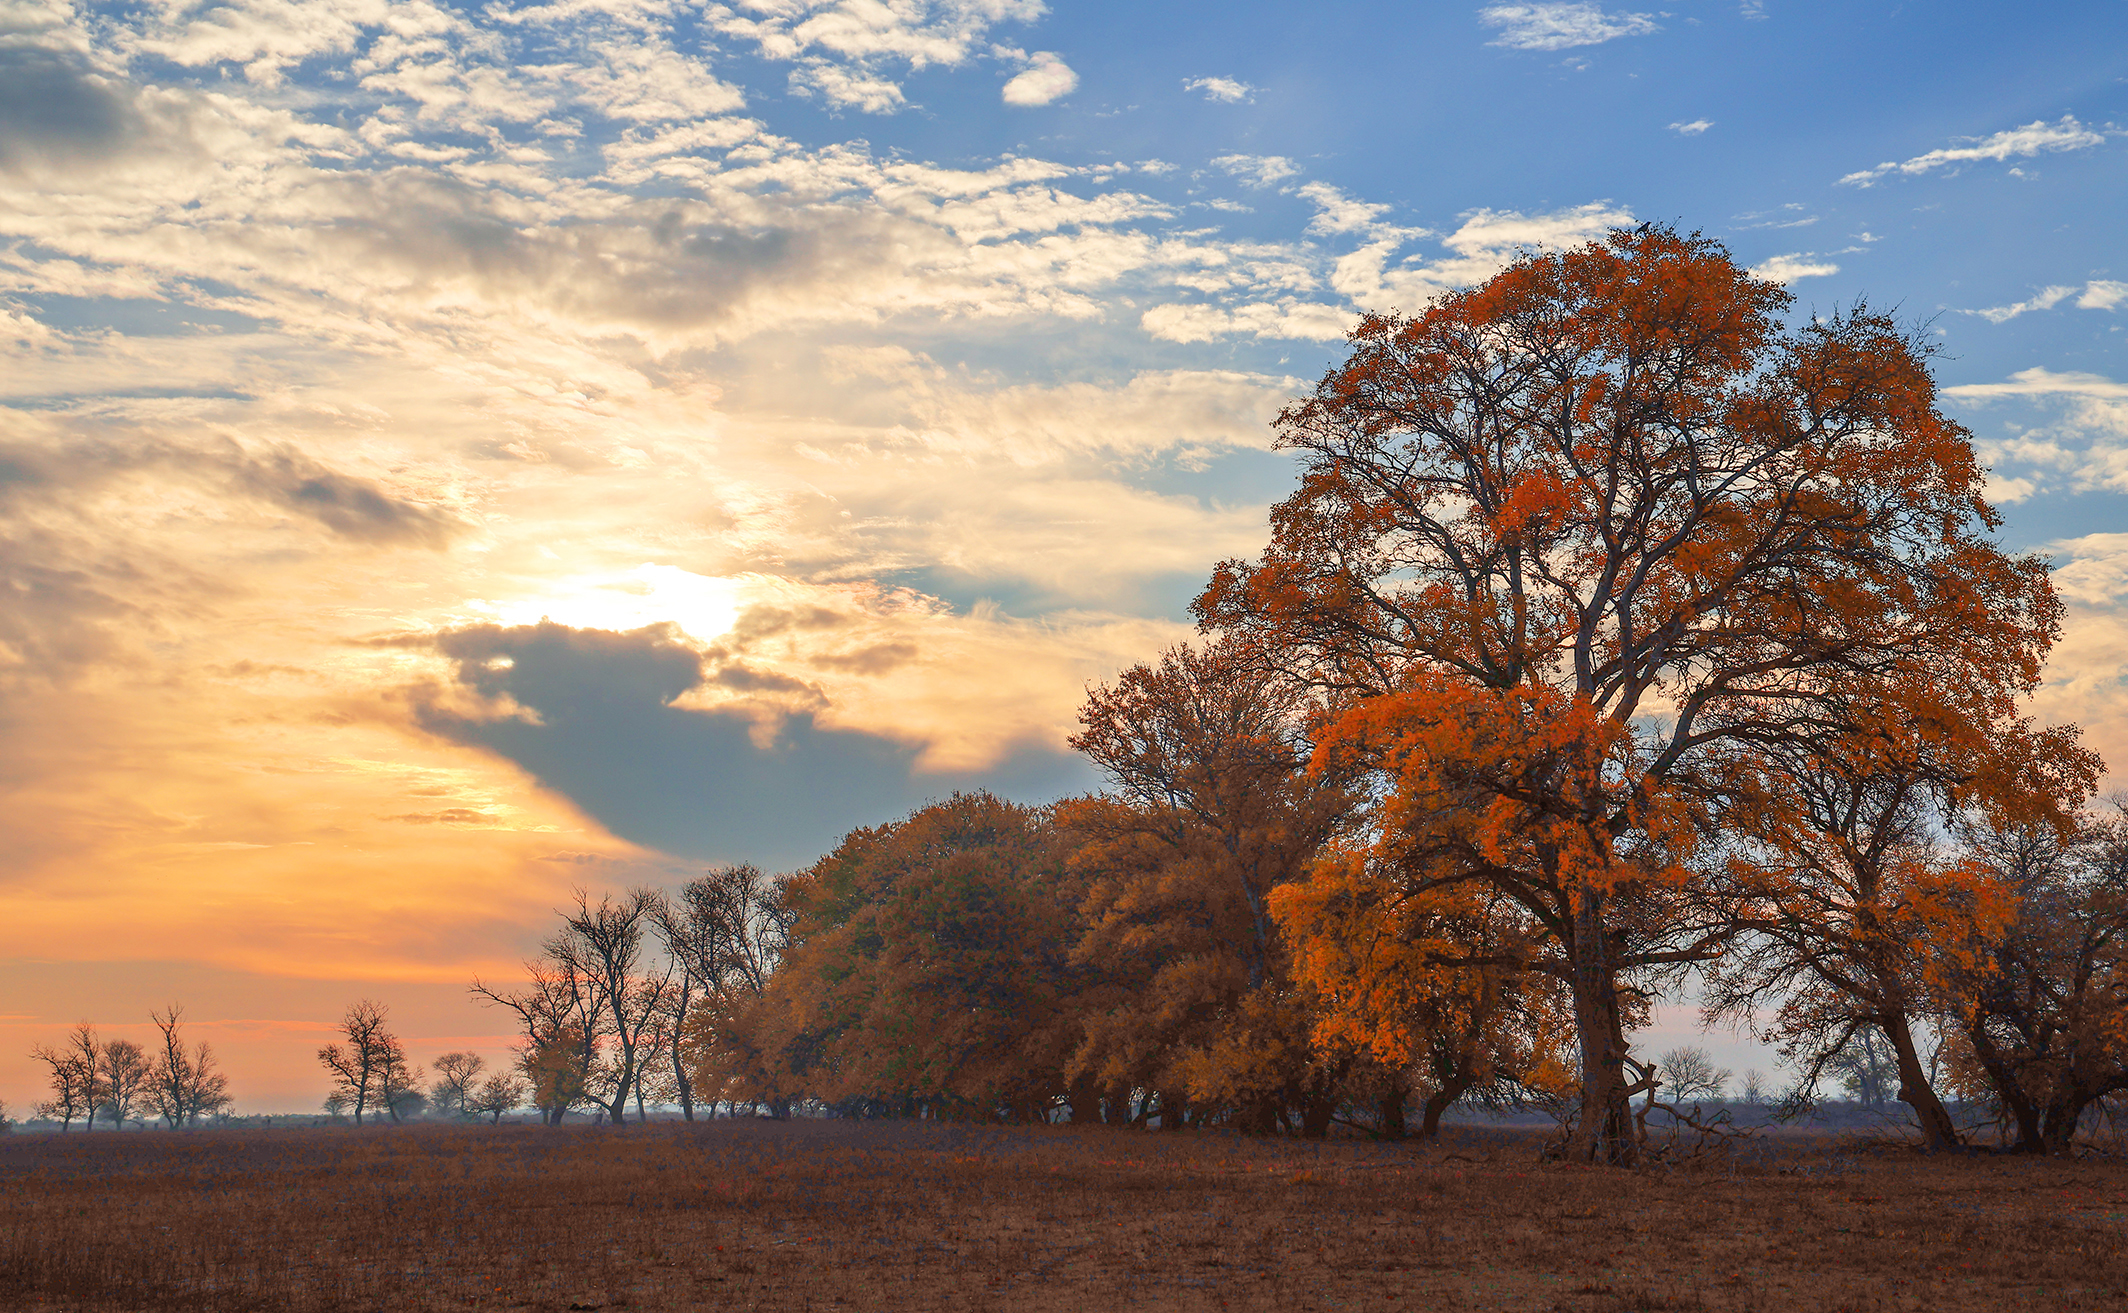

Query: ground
[{"left": 1, "top": 1118, "right": 2121, "bottom": 1310}]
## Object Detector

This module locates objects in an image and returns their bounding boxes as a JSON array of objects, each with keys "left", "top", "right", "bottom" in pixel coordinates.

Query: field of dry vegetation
[{"left": 3, "top": 1119, "right": 2123, "bottom": 1312}]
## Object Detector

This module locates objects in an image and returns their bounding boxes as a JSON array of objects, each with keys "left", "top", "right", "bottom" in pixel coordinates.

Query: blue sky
[{"left": 1, "top": 0, "right": 2124, "bottom": 1105}]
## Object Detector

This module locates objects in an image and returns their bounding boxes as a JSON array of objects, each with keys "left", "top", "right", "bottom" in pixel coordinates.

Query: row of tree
[
  {"left": 26, "top": 1007, "right": 231, "bottom": 1130},
  {"left": 313, "top": 1000, "right": 530, "bottom": 1125},
  {"left": 469, "top": 228, "right": 2124, "bottom": 1159}
]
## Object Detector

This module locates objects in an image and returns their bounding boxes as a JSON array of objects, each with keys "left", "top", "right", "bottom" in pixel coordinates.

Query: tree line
[
  {"left": 25, "top": 1007, "right": 231, "bottom": 1130},
  {"left": 23, "top": 229, "right": 2121, "bottom": 1159},
  {"left": 468, "top": 228, "right": 2122, "bottom": 1159}
]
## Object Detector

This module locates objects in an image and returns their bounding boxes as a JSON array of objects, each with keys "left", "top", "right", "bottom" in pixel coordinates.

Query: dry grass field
[{"left": 2, "top": 1118, "right": 2123, "bottom": 1311}]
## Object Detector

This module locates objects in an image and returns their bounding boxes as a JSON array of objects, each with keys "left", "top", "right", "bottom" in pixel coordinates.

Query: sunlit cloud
[
  {"left": 1839, "top": 115, "right": 2114, "bottom": 187},
  {"left": 1000, "top": 50, "right": 1078, "bottom": 106}
]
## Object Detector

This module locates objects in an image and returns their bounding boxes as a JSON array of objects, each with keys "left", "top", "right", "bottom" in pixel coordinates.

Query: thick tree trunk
[
  {"left": 1967, "top": 1023, "right": 2042, "bottom": 1151},
  {"left": 1880, "top": 1013, "right": 1959, "bottom": 1151},
  {"left": 1103, "top": 1086, "right": 1133, "bottom": 1126},
  {"left": 1418, "top": 1077, "right": 1472, "bottom": 1140},
  {"left": 1157, "top": 1089, "right": 1189, "bottom": 1131},
  {"left": 1067, "top": 1076, "right": 1101, "bottom": 1125},
  {"left": 1380, "top": 1079, "right": 1408, "bottom": 1141},
  {"left": 1566, "top": 887, "right": 1636, "bottom": 1164}
]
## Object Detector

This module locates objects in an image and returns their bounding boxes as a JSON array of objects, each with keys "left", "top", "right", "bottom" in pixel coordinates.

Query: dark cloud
[
  {"left": 414, "top": 621, "right": 1094, "bottom": 870},
  {"left": 231, "top": 448, "right": 459, "bottom": 547},
  {"left": 0, "top": 48, "right": 139, "bottom": 171}
]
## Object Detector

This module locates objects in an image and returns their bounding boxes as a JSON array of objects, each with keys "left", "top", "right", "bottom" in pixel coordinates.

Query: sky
[{"left": 3, "top": 0, "right": 2125, "bottom": 1114}]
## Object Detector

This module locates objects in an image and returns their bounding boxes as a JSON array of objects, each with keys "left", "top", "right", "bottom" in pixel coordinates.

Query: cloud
[
  {"left": 1668, "top": 119, "right": 1713, "bottom": 136},
  {"left": 1946, "top": 369, "right": 2128, "bottom": 500},
  {"left": 1749, "top": 252, "right": 1839, "bottom": 282},
  {"left": 1211, "top": 153, "right": 1299, "bottom": 187},
  {"left": 410, "top": 620, "right": 1092, "bottom": 864},
  {"left": 1479, "top": 3, "right": 1659, "bottom": 50},
  {"left": 1001, "top": 51, "right": 1077, "bottom": 106},
  {"left": 1140, "top": 301, "right": 1352, "bottom": 343},
  {"left": 1183, "top": 76, "right": 1255, "bottom": 104},
  {"left": 1839, "top": 115, "right": 2113, "bottom": 187},
  {"left": 1959, "top": 280, "right": 2128, "bottom": 322},
  {"left": 790, "top": 60, "right": 908, "bottom": 113},
  {"left": 1296, "top": 182, "right": 1394, "bottom": 236}
]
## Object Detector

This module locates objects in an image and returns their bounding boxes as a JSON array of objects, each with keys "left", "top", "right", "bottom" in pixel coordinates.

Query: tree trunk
[
  {"left": 1967, "top": 1022, "right": 2042, "bottom": 1151},
  {"left": 1880, "top": 1013, "right": 1960, "bottom": 1151},
  {"left": 1418, "top": 1077, "right": 1472, "bottom": 1140},
  {"left": 1566, "top": 886, "right": 1636, "bottom": 1164},
  {"left": 1104, "top": 1086, "right": 1133, "bottom": 1126},
  {"left": 1157, "top": 1089, "right": 1188, "bottom": 1132},
  {"left": 1379, "top": 1079, "right": 1408, "bottom": 1141},
  {"left": 671, "top": 1013, "right": 694, "bottom": 1122},
  {"left": 1067, "top": 1075, "right": 1101, "bottom": 1125}
]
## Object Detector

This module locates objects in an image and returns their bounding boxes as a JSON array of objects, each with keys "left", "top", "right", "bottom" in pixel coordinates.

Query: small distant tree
[
  {"left": 101, "top": 1039, "right": 151, "bottom": 1129},
  {"left": 1826, "top": 1029, "right": 1900, "bottom": 1107},
  {"left": 470, "top": 1071, "right": 528, "bottom": 1123},
  {"left": 1657, "top": 1046, "right": 1731, "bottom": 1104},
  {"left": 318, "top": 1000, "right": 404, "bottom": 1126},
  {"left": 430, "top": 1052, "right": 486, "bottom": 1119},
  {"left": 1741, "top": 1069, "right": 1770, "bottom": 1106},
  {"left": 31, "top": 1024, "right": 105, "bottom": 1131},
  {"left": 144, "top": 1005, "right": 231, "bottom": 1128},
  {"left": 28, "top": 1037, "right": 93, "bottom": 1132}
]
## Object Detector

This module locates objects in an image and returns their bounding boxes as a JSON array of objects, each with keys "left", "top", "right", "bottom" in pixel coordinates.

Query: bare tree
[
  {"left": 548, "top": 888, "right": 675, "bottom": 1127},
  {"left": 652, "top": 865, "right": 792, "bottom": 1121},
  {"left": 430, "top": 1052, "right": 486, "bottom": 1119},
  {"left": 144, "top": 1005, "right": 231, "bottom": 1128},
  {"left": 1740, "top": 1069, "right": 1770, "bottom": 1106},
  {"left": 101, "top": 1039, "right": 151, "bottom": 1129},
  {"left": 1656, "top": 1046, "right": 1732, "bottom": 1104},
  {"left": 28, "top": 1033, "right": 94, "bottom": 1131},
  {"left": 318, "top": 1000, "right": 402, "bottom": 1125},
  {"left": 1827, "top": 1029, "right": 1900, "bottom": 1108}
]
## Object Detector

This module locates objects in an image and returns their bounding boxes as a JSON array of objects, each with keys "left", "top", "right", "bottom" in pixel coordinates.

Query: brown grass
[{"left": 2, "top": 1119, "right": 2123, "bottom": 1311}]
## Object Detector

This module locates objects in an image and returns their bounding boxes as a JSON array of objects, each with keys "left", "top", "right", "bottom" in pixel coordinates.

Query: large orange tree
[{"left": 1198, "top": 226, "right": 2068, "bottom": 1162}]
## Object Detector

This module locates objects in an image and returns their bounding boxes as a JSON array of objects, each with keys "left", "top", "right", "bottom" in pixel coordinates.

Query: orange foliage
[{"left": 1196, "top": 224, "right": 2071, "bottom": 1161}]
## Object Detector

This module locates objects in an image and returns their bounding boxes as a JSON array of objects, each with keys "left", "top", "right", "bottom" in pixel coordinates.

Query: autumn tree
[
  {"left": 1197, "top": 225, "right": 2067, "bottom": 1162},
  {"left": 474, "top": 958, "right": 599, "bottom": 1126},
  {"left": 1063, "top": 640, "right": 1354, "bottom": 1134},
  {"left": 1701, "top": 704, "right": 2091, "bottom": 1148},
  {"left": 748, "top": 793, "right": 1083, "bottom": 1121},
  {"left": 1273, "top": 854, "right": 1575, "bottom": 1138},
  {"left": 144, "top": 1005, "right": 231, "bottom": 1128},
  {"left": 318, "top": 1000, "right": 404, "bottom": 1126},
  {"left": 1944, "top": 806, "right": 2128, "bottom": 1153}
]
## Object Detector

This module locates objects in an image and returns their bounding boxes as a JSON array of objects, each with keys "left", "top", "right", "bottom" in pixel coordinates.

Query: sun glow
[{"left": 483, "top": 565, "right": 750, "bottom": 643}]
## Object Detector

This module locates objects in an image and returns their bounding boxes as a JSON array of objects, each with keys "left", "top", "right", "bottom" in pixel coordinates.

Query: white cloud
[
  {"left": 790, "top": 59, "right": 908, "bottom": 113},
  {"left": 1326, "top": 201, "right": 1632, "bottom": 311},
  {"left": 1295, "top": 182, "right": 1394, "bottom": 236},
  {"left": 1749, "top": 253, "right": 1838, "bottom": 282},
  {"left": 1668, "top": 119, "right": 1713, "bottom": 136},
  {"left": 1839, "top": 115, "right": 2113, "bottom": 187},
  {"left": 1948, "top": 370, "right": 2128, "bottom": 500},
  {"left": 1140, "top": 301, "right": 1351, "bottom": 344},
  {"left": 1959, "top": 285, "right": 2080, "bottom": 323},
  {"left": 2080, "top": 281, "right": 2128, "bottom": 311},
  {"left": 1479, "top": 2, "right": 1659, "bottom": 51},
  {"left": 1183, "top": 76, "right": 1255, "bottom": 103},
  {"left": 1001, "top": 51, "right": 1076, "bottom": 106},
  {"left": 1211, "top": 153, "right": 1298, "bottom": 187}
]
